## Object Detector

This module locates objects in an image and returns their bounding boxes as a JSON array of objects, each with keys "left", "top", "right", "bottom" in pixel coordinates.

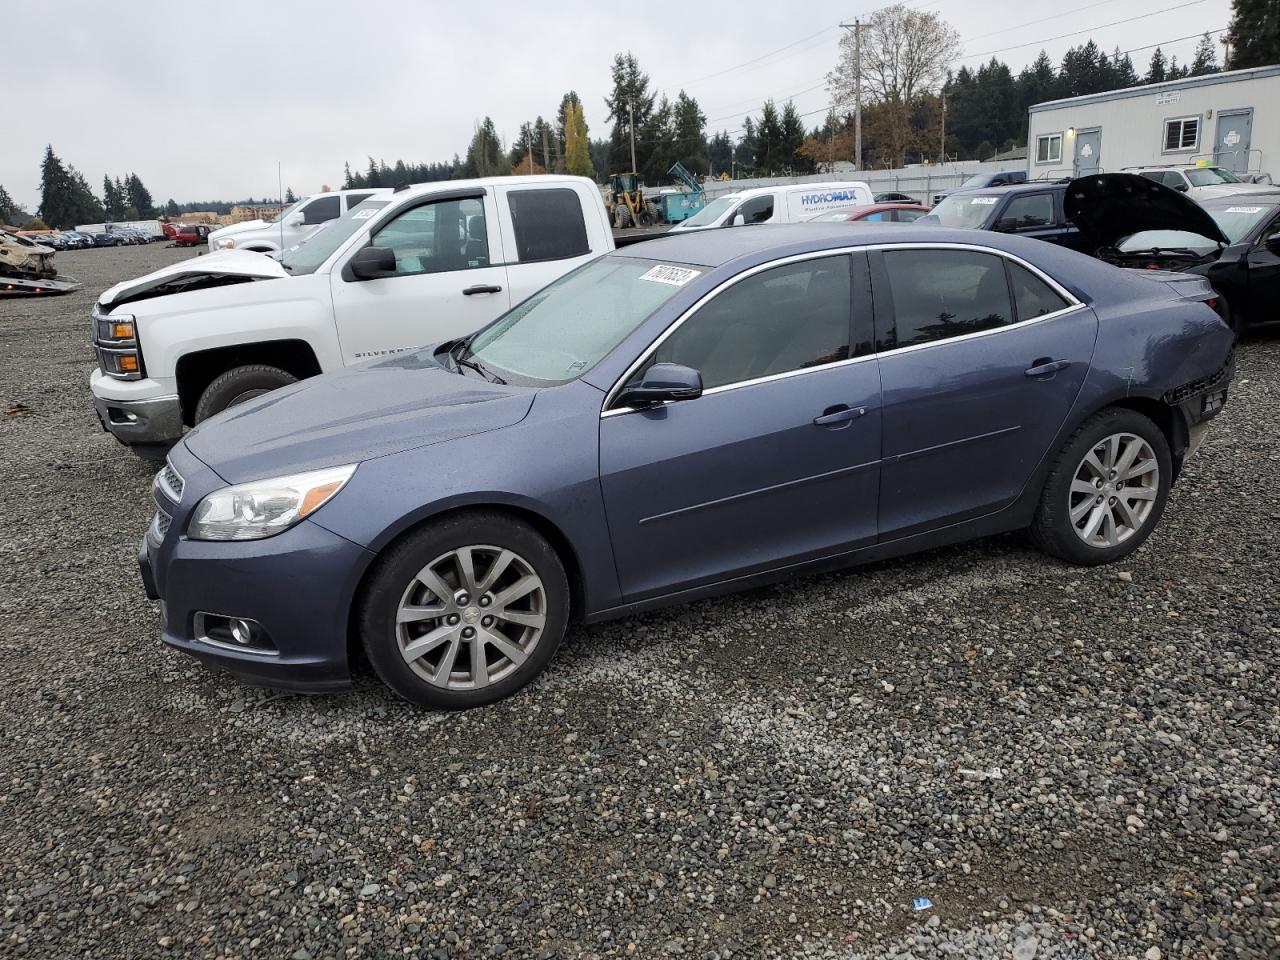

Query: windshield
[
  {"left": 464, "top": 257, "right": 695, "bottom": 385},
  {"left": 268, "top": 197, "right": 307, "bottom": 224},
  {"left": 928, "top": 193, "right": 1000, "bottom": 229},
  {"left": 807, "top": 209, "right": 857, "bottom": 222},
  {"left": 1118, "top": 230, "right": 1220, "bottom": 252},
  {"left": 279, "top": 199, "right": 390, "bottom": 274},
  {"left": 1116, "top": 203, "right": 1276, "bottom": 250},
  {"left": 1208, "top": 202, "right": 1277, "bottom": 241},
  {"left": 961, "top": 174, "right": 991, "bottom": 187},
  {"left": 1186, "top": 167, "right": 1242, "bottom": 186},
  {"left": 679, "top": 196, "right": 737, "bottom": 228}
]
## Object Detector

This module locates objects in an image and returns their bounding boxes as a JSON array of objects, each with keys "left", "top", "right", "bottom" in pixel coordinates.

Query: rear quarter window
[{"left": 508, "top": 189, "right": 590, "bottom": 262}]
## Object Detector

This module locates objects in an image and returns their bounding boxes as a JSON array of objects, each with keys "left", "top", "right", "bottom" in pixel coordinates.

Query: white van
[{"left": 670, "top": 181, "right": 873, "bottom": 232}]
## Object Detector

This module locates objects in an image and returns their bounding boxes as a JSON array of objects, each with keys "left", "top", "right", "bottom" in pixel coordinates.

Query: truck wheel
[
  {"left": 194, "top": 364, "right": 297, "bottom": 423},
  {"left": 615, "top": 205, "right": 633, "bottom": 229}
]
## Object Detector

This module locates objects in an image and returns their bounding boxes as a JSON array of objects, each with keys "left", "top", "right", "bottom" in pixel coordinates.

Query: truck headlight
[
  {"left": 217, "top": 238, "right": 235, "bottom": 249},
  {"left": 188, "top": 464, "right": 357, "bottom": 541}
]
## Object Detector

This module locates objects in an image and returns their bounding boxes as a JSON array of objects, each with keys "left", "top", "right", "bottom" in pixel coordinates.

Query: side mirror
[
  {"left": 288, "top": 213, "right": 306, "bottom": 227},
  {"left": 993, "top": 218, "right": 1017, "bottom": 233},
  {"left": 348, "top": 244, "right": 397, "bottom": 280},
  {"left": 729, "top": 212, "right": 745, "bottom": 227},
  {"left": 1174, "top": 182, "right": 1189, "bottom": 192},
  {"left": 615, "top": 362, "right": 703, "bottom": 408}
]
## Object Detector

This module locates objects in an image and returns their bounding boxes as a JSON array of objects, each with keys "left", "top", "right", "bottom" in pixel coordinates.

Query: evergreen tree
[
  {"left": 103, "top": 176, "right": 124, "bottom": 221},
  {"left": 38, "top": 146, "right": 73, "bottom": 228},
  {"left": 164, "top": 198, "right": 180, "bottom": 217},
  {"left": 342, "top": 162, "right": 354, "bottom": 189},
  {"left": 755, "top": 101, "right": 784, "bottom": 174},
  {"left": 1229, "top": 0, "right": 1280, "bottom": 68},
  {"left": 284, "top": 187, "right": 297, "bottom": 203},
  {"left": 707, "top": 131, "right": 733, "bottom": 178},
  {"left": 1146, "top": 47, "right": 1168, "bottom": 83},
  {"left": 588, "top": 139, "right": 610, "bottom": 182},
  {"left": 464, "top": 117, "right": 506, "bottom": 178},
  {"left": 0, "top": 184, "right": 19, "bottom": 225},
  {"left": 604, "top": 52, "right": 656, "bottom": 175},
  {"left": 670, "top": 91, "right": 708, "bottom": 176},
  {"left": 1190, "top": 33, "right": 1220, "bottom": 75},
  {"left": 780, "top": 100, "right": 808, "bottom": 173},
  {"left": 1112, "top": 47, "right": 1140, "bottom": 86},
  {"left": 125, "top": 173, "right": 154, "bottom": 219},
  {"left": 737, "top": 117, "right": 759, "bottom": 177}
]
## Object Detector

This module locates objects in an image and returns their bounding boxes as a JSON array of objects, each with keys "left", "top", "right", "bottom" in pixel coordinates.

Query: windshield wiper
[{"left": 449, "top": 337, "right": 507, "bottom": 384}]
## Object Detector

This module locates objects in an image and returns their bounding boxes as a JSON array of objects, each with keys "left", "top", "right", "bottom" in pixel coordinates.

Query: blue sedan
[{"left": 140, "top": 225, "right": 1235, "bottom": 708}]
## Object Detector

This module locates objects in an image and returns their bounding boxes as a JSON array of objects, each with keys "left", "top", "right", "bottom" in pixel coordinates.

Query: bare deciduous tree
[{"left": 827, "top": 4, "right": 960, "bottom": 167}]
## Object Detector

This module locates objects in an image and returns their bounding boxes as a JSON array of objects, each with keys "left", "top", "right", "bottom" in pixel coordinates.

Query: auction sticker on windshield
[
  {"left": 1225, "top": 206, "right": 1264, "bottom": 214},
  {"left": 970, "top": 197, "right": 999, "bottom": 205},
  {"left": 639, "top": 265, "right": 702, "bottom": 286}
]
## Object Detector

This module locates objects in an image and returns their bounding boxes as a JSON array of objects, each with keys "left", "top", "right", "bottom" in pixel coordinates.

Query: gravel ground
[{"left": 0, "top": 245, "right": 1276, "bottom": 959}]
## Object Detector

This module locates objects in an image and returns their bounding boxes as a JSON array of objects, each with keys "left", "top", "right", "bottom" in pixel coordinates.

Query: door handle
[
  {"left": 1025, "top": 358, "right": 1070, "bottom": 378},
  {"left": 813, "top": 404, "right": 866, "bottom": 427},
  {"left": 462, "top": 284, "right": 502, "bottom": 296}
]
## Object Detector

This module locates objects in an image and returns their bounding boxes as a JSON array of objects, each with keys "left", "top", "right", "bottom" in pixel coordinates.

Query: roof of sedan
[{"left": 618, "top": 223, "right": 1029, "bottom": 268}]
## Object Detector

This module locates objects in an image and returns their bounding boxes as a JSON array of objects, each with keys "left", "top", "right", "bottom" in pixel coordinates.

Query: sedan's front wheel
[
  {"left": 360, "top": 512, "right": 570, "bottom": 709},
  {"left": 1030, "top": 408, "right": 1172, "bottom": 566}
]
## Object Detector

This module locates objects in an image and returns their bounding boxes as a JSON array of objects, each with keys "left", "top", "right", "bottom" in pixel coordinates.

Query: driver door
[{"left": 329, "top": 191, "right": 510, "bottom": 364}]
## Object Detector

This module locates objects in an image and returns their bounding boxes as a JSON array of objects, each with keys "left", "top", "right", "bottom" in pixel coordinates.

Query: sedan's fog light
[{"left": 194, "top": 613, "right": 276, "bottom": 655}]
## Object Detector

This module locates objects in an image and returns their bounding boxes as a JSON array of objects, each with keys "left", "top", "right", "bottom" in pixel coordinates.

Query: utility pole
[
  {"left": 628, "top": 100, "right": 638, "bottom": 174},
  {"left": 940, "top": 90, "right": 947, "bottom": 163},
  {"left": 526, "top": 127, "right": 534, "bottom": 175},
  {"left": 839, "top": 20, "right": 862, "bottom": 169}
]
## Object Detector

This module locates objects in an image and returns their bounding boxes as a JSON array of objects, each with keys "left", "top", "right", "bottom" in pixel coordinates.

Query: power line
[
  {"left": 670, "top": 25, "right": 840, "bottom": 88},
  {"left": 959, "top": 0, "right": 1212, "bottom": 60},
  {"left": 964, "top": 0, "right": 1121, "bottom": 43}
]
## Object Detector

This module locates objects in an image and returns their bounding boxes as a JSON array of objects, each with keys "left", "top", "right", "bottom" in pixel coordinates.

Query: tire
[
  {"left": 193, "top": 364, "right": 297, "bottom": 423},
  {"left": 615, "top": 205, "right": 633, "bottom": 229},
  {"left": 359, "top": 511, "right": 570, "bottom": 709},
  {"left": 1030, "top": 407, "right": 1172, "bottom": 566}
]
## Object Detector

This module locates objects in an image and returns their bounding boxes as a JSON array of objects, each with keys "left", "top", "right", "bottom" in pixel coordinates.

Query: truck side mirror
[
  {"left": 729, "top": 212, "right": 745, "bottom": 227},
  {"left": 348, "top": 244, "right": 397, "bottom": 280}
]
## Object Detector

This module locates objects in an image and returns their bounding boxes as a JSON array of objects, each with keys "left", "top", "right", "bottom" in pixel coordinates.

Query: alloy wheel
[
  {"left": 395, "top": 545, "right": 547, "bottom": 690},
  {"left": 1068, "top": 432, "right": 1160, "bottom": 548}
]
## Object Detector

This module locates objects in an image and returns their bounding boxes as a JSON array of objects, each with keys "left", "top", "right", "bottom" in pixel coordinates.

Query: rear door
[
  {"left": 870, "top": 245, "right": 1097, "bottom": 538},
  {"left": 329, "top": 189, "right": 510, "bottom": 363},
  {"left": 494, "top": 184, "right": 598, "bottom": 308}
]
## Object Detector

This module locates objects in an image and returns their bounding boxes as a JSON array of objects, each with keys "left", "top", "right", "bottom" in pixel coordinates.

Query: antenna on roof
[{"left": 277, "top": 161, "right": 284, "bottom": 254}]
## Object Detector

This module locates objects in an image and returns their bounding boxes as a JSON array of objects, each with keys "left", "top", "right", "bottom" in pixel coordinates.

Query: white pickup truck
[
  {"left": 90, "top": 175, "right": 615, "bottom": 457},
  {"left": 206, "top": 188, "right": 384, "bottom": 255}
]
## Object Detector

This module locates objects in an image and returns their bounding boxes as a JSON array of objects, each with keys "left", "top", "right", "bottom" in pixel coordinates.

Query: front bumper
[
  {"left": 140, "top": 444, "right": 375, "bottom": 692},
  {"left": 92, "top": 391, "right": 184, "bottom": 446}
]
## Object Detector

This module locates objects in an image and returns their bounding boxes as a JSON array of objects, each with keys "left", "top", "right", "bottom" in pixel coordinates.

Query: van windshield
[
  {"left": 279, "top": 199, "right": 391, "bottom": 275},
  {"left": 679, "top": 196, "right": 737, "bottom": 228}
]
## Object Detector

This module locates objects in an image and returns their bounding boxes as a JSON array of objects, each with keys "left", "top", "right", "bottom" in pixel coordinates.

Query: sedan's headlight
[{"left": 188, "top": 464, "right": 357, "bottom": 541}]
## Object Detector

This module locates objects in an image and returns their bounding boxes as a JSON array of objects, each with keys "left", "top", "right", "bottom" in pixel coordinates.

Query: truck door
[
  {"left": 493, "top": 184, "right": 601, "bottom": 308},
  {"left": 328, "top": 189, "right": 511, "bottom": 365}
]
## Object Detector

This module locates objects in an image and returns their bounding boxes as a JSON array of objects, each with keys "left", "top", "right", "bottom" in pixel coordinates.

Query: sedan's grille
[
  {"left": 148, "top": 509, "right": 172, "bottom": 546},
  {"left": 157, "top": 463, "right": 185, "bottom": 503}
]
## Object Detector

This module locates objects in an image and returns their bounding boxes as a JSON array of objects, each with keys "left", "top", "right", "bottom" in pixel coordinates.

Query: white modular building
[{"left": 1026, "top": 65, "right": 1280, "bottom": 180}]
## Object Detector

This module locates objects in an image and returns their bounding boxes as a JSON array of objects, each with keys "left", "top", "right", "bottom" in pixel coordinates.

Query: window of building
[
  {"left": 1163, "top": 117, "right": 1200, "bottom": 152},
  {"left": 1036, "top": 133, "right": 1062, "bottom": 164}
]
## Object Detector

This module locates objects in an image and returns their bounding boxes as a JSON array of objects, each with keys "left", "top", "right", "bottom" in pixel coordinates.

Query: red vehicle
[
  {"left": 806, "top": 202, "right": 930, "bottom": 223},
  {"left": 161, "top": 222, "right": 179, "bottom": 241},
  {"left": 172, "top": 224, "right": 211, "bottom": 247}
]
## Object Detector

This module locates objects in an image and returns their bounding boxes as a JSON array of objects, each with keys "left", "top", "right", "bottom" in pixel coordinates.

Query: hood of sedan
[
  {"left": 183, "top": 349, "right": 534, "bottom": 484},
  {"left": 1065, "top": 173, "right": 1230, "bottom": 248}
]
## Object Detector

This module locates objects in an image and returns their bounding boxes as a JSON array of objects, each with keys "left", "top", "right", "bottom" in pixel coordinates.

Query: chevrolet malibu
[{"left": 140, "top": 225, "right": 1235, "bottom": 708}]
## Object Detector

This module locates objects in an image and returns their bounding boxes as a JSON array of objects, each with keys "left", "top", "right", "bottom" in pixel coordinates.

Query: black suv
[{"left": 919, "top": 181, "right": 1089, "bottom": 253}]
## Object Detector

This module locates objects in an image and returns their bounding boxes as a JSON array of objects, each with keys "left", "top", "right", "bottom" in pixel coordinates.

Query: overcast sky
[{"left": 4, "top": 0, "right": 1232, "bottom": 210}]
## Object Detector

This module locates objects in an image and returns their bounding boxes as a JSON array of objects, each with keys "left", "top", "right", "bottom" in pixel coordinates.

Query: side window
[
  {"left": 344, "top": 193, "right": 371, "bottom": 209},
  {"left": 302, "top": 196, "right": 340, "bottom": 224},
  {"left": 735, "top": 194, "right": 774, "bottom": 225},
  {"left": 1009, "top": 262, "right": 1069, "bottom": 320},
  {"left": 1000, "top": 193, "right": 1054, "bottom": 230},
  {"left": 508, "top": 188, "right": 590, "bottom": 262},
  {"left": 882, "top": 250, "right": 1013, "bottom": 349},
  {"left": 651, "top": 255, "right": 851, "bottom": 390},
  {"left": 863, "top": 211, "right": 888, "bottom": 222},
  {"left": 370, "top": 197, "right": 488, "bottom": 275},
  {"left": 894, "top": 209, "right": 924, "bottom": 223}
]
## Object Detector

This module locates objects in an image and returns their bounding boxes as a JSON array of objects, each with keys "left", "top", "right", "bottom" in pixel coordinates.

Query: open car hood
[
  {"left": 1065, "top": 173, "right": 1230, "bottom": 249},
  {"left": 98, "top": 249, "right": 288, "bottom": 309}
]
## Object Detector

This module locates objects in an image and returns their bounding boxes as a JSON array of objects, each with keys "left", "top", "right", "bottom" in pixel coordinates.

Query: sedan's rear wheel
[
  {"left": 1030, "top": 408, "right": 1171, "bottom": 566},
  {"left": 360, "top": 513, "right": 569, "bottom": 709}
]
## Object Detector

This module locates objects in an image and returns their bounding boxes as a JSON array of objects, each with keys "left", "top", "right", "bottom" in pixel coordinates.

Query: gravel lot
[{"left": 0, "top": 244, "right": 1276, "bottom": 959}]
